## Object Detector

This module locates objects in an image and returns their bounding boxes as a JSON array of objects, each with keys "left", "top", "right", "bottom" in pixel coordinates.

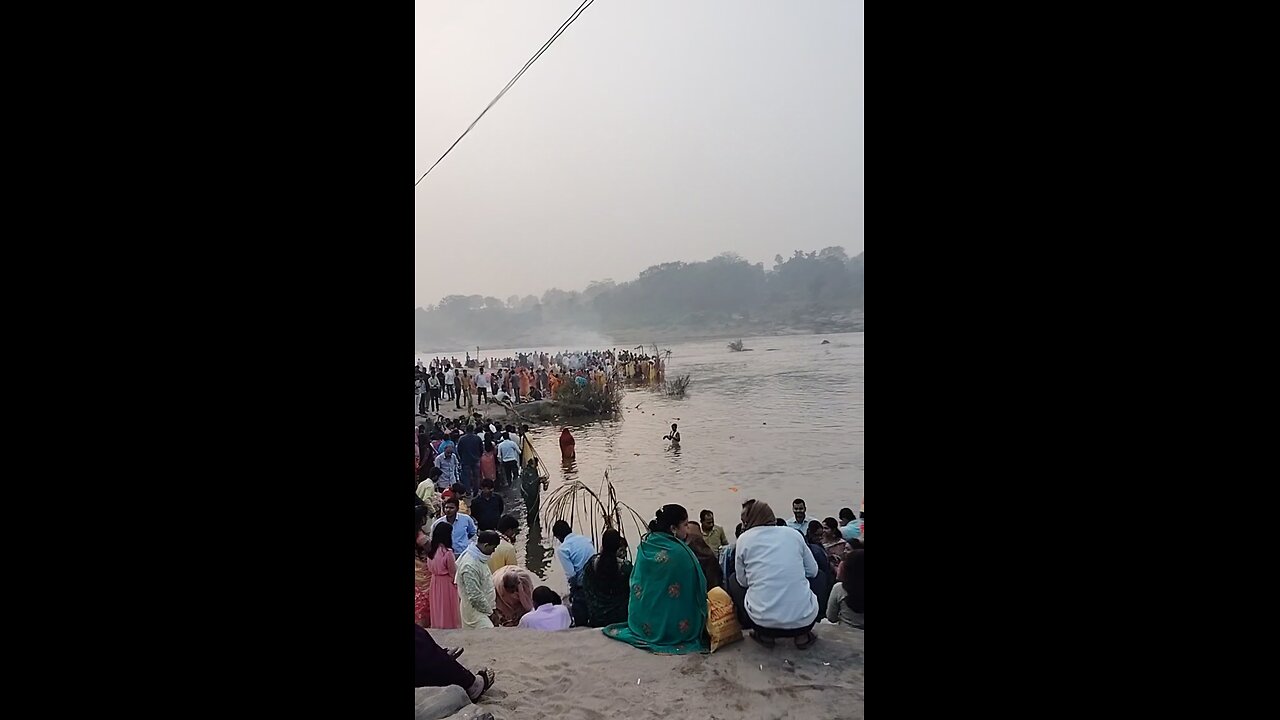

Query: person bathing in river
[
  {"left": 559, "top": 427, "right": 576, "bottom": 459},
  {"left": 663, "top": 423, "right": 681, "bottom": 444}
]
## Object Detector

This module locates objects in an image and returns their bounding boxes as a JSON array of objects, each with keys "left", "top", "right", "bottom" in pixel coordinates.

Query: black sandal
[
  {"left": 750, "top": 631, "right": 776, "bottom": 648},
  {"left": 477, "top": 667, "right": 496, "bottom": 696},
  {"left": 445, "top": 647, "right": 464, "bottom": 660},
  {"left": 794, "top": 631, "right": 817, "bottom": 650}
]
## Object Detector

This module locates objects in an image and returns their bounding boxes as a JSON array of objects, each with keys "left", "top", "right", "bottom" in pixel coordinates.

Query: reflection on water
[
  {"left": 522, "top": 523, "right": 553, "bottom": 579},
  {"left": 420, "top": 332, "right": 864, "bottom": 593},
  {"left": 559, "top": 456, "right": 578, "bottom": 485}
]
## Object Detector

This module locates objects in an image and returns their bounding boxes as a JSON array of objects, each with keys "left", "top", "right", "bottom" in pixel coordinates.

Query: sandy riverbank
[{"left": 423, "top": 621, "right": 863, "bottom": 720}]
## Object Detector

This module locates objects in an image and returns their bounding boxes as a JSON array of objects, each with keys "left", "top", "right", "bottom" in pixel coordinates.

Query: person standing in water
[
  {"left": 520, "top": 458, "right": 548, "bottom": 522},
  {"left": 559, "top": 427, "right": 576, "bottom": 459},
  {"left": 663, "top": 423, "right": 681, "bottom": 444}
]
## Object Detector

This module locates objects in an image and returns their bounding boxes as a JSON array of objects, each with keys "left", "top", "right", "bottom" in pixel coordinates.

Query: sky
[{"left": 415, "top": 0, "right": 863, "bottom": 308}]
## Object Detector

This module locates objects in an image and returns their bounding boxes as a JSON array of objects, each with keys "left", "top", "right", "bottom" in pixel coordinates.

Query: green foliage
[
  {"left": 416, "top": 248, "right": 863, "bottom": 349},
  {"left": 542, "top": 470, "right": 648, "bottom": 557},
  {"left": 662, "top": 374, "right": 691, "bottom": 398},
  {"left": 552, "top": 376, "right": 623, "bottom": 417}
]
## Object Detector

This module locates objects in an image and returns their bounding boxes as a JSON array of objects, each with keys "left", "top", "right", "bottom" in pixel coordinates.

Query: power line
[{"left": 416, "top": 0, "right": 598, "bottom": 186}]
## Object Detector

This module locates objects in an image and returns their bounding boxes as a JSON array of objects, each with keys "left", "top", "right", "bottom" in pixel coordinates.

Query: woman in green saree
[
  {"left": 519, "top": 458, "right": 547, "bottom": 524},
  {"left": 602, "top": 504, "right": 708, "bottom": 654}
]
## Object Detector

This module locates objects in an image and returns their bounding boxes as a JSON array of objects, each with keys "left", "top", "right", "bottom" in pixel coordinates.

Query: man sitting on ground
[{"left": 518, "top": 586, "right": 572, "bottom": 631}]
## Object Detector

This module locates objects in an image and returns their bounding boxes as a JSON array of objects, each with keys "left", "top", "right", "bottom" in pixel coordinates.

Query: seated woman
[
  {"left": 684, "top": 521, "right": 723, "bottom": 589},
  {"left": 491, "top": 566, "right": 535, "bottom": 627},
  {"left": 804, "top": 521, "right": 835, "bottom": 611},
  {"left": 602, "top": 505, "right": 708, "bottom": 654},
  {"left": 581, "top": 529, "right": 633, "bottom": 627},
  {"left": 821, "top": 519, "right": 853, "bottom": 566},
  {"left": 730, "top": 500, "right": 820, "bottom": 649},
  {"left": 826, "top": 548, "right": 864, "bottom": 629}
]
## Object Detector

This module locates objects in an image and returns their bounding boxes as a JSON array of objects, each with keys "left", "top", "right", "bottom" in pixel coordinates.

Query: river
[{"left": 417, "top": 331, "right": 864, "bottom": 593}]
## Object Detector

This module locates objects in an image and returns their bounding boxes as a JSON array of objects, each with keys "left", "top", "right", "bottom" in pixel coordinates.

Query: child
[
  {"left": 663, "top": 423, "right": 681, "bottom": 444},
  {"left": 518, "top": 586, "right": 572, "bottom": 631},
  {"left": 441, "top": 483, "right": 470, "bottom": 515}
]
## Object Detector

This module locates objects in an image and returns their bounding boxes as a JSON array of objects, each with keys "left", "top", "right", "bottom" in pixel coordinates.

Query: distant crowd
[{"left": 414, "top": 348, "right": 662, "bottom": 415}]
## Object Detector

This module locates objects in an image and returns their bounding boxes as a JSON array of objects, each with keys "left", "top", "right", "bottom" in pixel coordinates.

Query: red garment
[
  {"left": 559, "top": 428, "right": 576, "bottom": 459},
  {"left": 414, "top": 558, "right": 432, "bottom": 627}
]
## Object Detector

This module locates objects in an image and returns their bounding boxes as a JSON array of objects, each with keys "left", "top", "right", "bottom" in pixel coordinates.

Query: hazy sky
[{"left": 415, "top": 0, "right": 863, "bottom": 308}]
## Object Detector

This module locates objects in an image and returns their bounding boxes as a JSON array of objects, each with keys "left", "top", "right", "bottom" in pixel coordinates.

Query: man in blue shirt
[
  {"left": 553, "top": 520, "right": 595, "bottom": 627},
  {"left": 433, "top": 445, "right": 460, "bottom": 491},
  {"left": 432, "top": 497, "right": 478, "bottom": 553}
]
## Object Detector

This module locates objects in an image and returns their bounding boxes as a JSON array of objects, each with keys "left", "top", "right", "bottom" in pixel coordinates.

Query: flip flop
[
  {"left": 477, "top": 667, "right": 496, "bottom": 697},
  {"left": 794, "top": 631, "right": 817, "bottom": 650},
  {"left": 445, "top": 647, "right": 464, "bottom": 660},
  {"left": 750, "top": 631, "right": 776, "bottom": 648}
]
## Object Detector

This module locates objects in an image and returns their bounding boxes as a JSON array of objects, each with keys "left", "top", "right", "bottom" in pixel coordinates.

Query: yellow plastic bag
[{"left": 707, "top": 587, "right": 743, "bottom": 652}]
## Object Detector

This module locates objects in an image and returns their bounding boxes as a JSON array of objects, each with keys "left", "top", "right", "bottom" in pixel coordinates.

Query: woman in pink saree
[
  {"left": 491, "top": 566, "right": 535, "bottom": 627},
  {"left": 425, "top": 522, "right": 462, "bottom": 629}
]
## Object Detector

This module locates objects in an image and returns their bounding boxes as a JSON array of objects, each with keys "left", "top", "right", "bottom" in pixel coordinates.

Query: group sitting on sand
[{"left": 599, "top": 498, "right": 864, "bottom": 653}]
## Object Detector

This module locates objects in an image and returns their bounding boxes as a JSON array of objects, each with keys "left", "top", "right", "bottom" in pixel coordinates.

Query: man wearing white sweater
[{"left": 733, "top": 513, "right": 820, "bottom": 647}]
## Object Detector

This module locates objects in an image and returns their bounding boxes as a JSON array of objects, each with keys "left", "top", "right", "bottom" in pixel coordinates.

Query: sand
[{"left": 425, "top": 621, "right": 863, "bottom": 720}]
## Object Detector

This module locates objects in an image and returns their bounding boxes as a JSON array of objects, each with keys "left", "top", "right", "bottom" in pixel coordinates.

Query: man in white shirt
[
  {"left": 426, "top": 372, "right": 441, "bottom": 412},
  {"left": 475, "top": 369, "right": 490, "bottom": 403},
  {"left": 496, "top": 433, "right": 521, "bottom": 487},
  {"left": 444, "top": 368, "right": 456, "bottom": 402},
  {"left": 785, "top": 498, "right": 812, "bottom": 534}
]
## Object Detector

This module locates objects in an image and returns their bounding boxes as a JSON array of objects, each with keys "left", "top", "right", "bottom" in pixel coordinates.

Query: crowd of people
[
  {"left": 599, "top": 498, "right": 864, "bottom": 653},
  {"left": 415, "top": 477, "right": 864, "bottom": 698},
  {"left": 414, "top": 348, "right": 663, "bottom": 416},
  {"left": 413, "top": 379, "right": 864, "bottom": 703}
]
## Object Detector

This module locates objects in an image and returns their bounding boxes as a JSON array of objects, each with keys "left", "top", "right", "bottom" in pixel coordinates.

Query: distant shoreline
[{"left": 416, "top": 325, "right": 863, "bottom": 355}]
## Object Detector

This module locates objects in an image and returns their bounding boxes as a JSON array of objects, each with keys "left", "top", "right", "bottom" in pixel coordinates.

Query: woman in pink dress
[
  {"left": 425, "top": 522, "right": 463, "bottom": 629},
  {"left": 479, "top": 441, "right": 498, "bottom": 486}
]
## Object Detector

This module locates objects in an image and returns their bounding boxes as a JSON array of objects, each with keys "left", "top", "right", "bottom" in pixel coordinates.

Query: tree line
[{"left": 416, "top": 247, "right": 863, "bottom": 349}]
